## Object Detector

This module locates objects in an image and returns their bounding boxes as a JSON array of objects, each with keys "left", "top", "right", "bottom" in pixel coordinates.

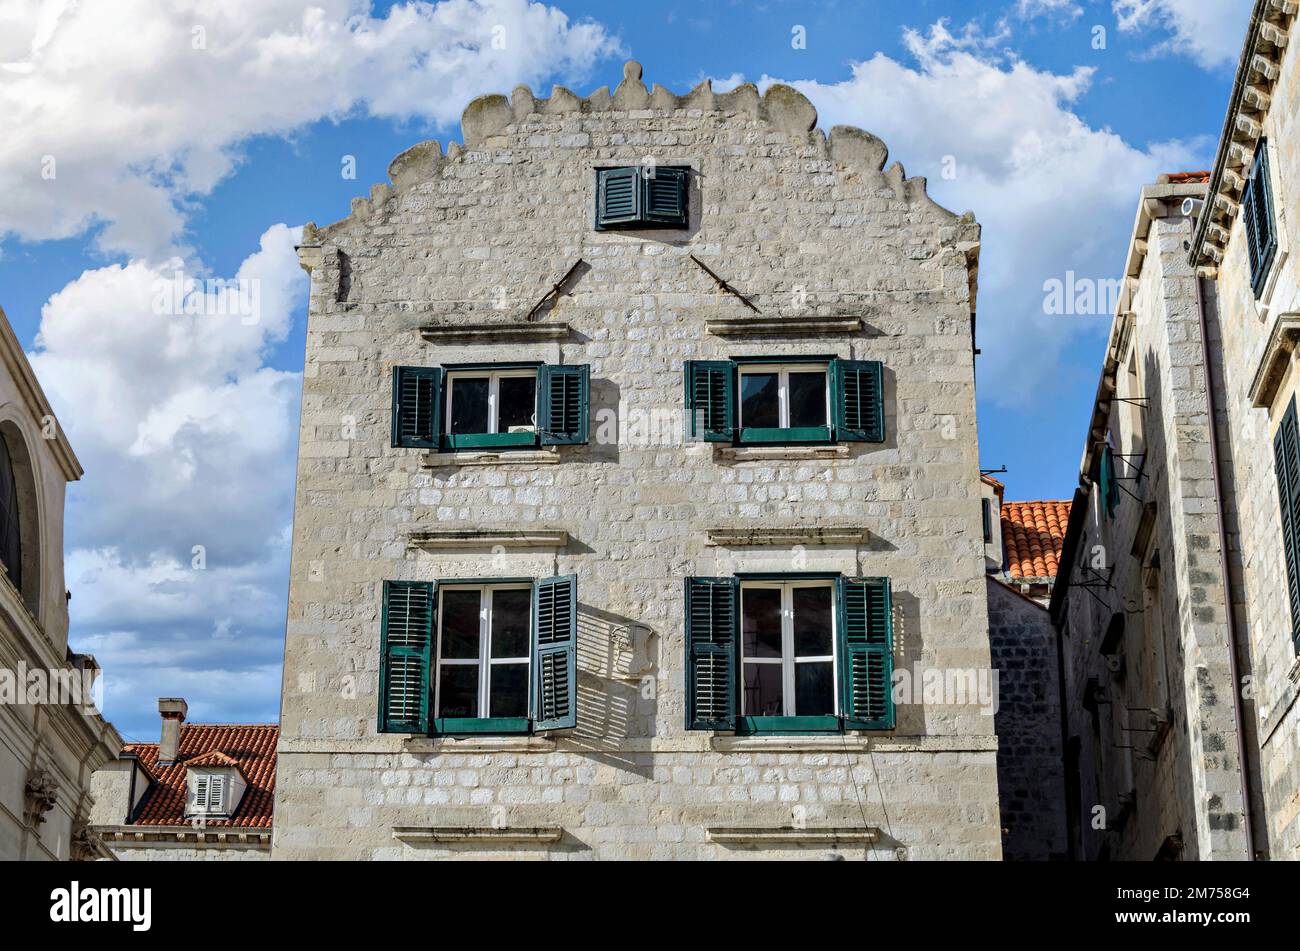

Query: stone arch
[{"left": 0, "top": 417, "right": 43, "bottom": 618}]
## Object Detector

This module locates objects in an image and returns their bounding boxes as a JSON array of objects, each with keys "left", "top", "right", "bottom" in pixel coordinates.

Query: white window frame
[
  {"left": 739, "top": 580, "right": 837, "bottom": 717},
  {"left": 434, "top": 583, "right": 532, "bottom": 719},
  {"left": 445, "top": 368, "right": 539, "bottom": 436},
  {"left": 736, "top": 363, "right": 830, "bottom": 430}
]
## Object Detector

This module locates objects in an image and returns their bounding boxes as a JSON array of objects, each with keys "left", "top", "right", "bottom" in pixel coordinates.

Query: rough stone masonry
[{"left": 273, "top": 61, "right": 1002, "bottom": 860}]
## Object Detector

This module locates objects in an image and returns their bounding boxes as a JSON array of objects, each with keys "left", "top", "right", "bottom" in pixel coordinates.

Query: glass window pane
[
  {"left": 490, "top": 588, "right": 531, "bottom": 658},
  {"left": 438, "top": 664, "right": 479, "bottom": 718},
  {"left": 449, "top": 377, "right": 490, "bottom": 434},
  {"left": 743, "top": 663, "right": 784, "bottom": 717},
  {"left": 795, "top": 662, "right": 834, "bottom": 716},
  {"left": 440, "top": 589, "right": 482, "bottom": 659},
  {"left": 498, "top": 376, "right": 537, "bottom": 432},
  {"left": 740, "top": 372, "right": 779, "bottom": 428},
  {"left": 788, "top": 371, "right": 827, "bottom": 428},
  {"left": 793, "top": 586, "right": 833, "bottom": 656},
  {"left": 489, "top": 663, "right": 529, "bottom": 718},
  {"left": 742, "top": 588, "right": 782, "bottom": 658}
]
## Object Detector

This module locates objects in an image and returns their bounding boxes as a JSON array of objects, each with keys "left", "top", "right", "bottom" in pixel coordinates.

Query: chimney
[{"left": 158, "top": 697, "right": 187, "bottom": 766}]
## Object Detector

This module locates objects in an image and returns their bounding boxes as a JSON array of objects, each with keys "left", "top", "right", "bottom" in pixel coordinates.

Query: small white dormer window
[{"left": 192, "top": 774, "right": 226, "bottom": 814}]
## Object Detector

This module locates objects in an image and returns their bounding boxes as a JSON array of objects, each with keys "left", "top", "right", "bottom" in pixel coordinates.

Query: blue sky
[{"left": 0, "top": 0, "right": 1251, "bottom": 738}]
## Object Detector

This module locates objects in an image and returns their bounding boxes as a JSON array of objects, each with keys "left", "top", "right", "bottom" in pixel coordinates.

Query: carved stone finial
[{"left": 623, "top": 60, "right": 643, "bottom": 82}]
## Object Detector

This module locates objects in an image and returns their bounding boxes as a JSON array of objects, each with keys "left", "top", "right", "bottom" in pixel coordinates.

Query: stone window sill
[
  {"left": 403, "top": 735, "right": 557, "bottom": 754},
  {"left": 706, "top": 826, "right": 880, "bottom": 845},
  {"left": 716, "top": 444, "right": 850, "bottom": 462},
  {"left": 393, "top": 826, "right": 563, "bottom": 844},
  {"left": 421, "top": 447, "right": 560, "bottom": 467}
]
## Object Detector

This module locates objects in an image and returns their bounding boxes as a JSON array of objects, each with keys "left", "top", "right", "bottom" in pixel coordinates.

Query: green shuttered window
[
  {"left": 1243, "top": 141, "right": 1278, "bottom": 298},
  {"left": 378, "top": 576, "right": 579, "bottom": 734},
  {"left": 596, "top": 166, "right": 690, "bottom": 230},
  {"left": 392, "top": 364, "right": 588, "bottom": 451},
  {"left": 684, "top": 357, "right": 884, "bottom": 445},
  {"left": 684, "top": 575, "right": 896, "bottom": 733},
  {"left": 1273, "top": 397, "right": 1300, "bottom": 653}
]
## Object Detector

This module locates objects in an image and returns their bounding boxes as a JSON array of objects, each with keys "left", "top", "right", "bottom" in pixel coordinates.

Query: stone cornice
[
  {"left": 0, "top": 305, "right": 82, "bottom": 482},
  {"left": 95, "top": 825, "right": 272, "bottom": 846},
  {"left": 706, "top": 826, "right": 881, "bottom": 845},
  {"left": 706, "top": 315, "right": 864, "bottom": 336},
  {"left": 1247, "top": 313, "right": 1300, "bottom": 407},
  {"left": 706, "top": 526, "right": 871, "bottom": 546},
  {"left": 419, "top": 320, "right": 571, "bottom": 343},
  {"left": 393, "top": 826, "right": 563, "bottom": 844},
  {"left": 1191, "top": 0, "right": 1296, "bottom": 272},
  {"left": 408, "top": 528, "right": 569, "bottom": 550}
]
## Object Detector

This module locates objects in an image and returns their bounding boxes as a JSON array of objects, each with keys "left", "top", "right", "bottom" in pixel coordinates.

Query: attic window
[
  {"left": 595, "top": 166, "right": 690, "bottom": 230},
  {"left": 191, "top": 774, "right": 227, "bottom": 816}
]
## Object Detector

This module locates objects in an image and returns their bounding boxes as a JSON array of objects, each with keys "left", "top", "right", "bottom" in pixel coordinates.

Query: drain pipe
[{"left": 1186, "top": 195, "right": 1259, "bottom": 859}]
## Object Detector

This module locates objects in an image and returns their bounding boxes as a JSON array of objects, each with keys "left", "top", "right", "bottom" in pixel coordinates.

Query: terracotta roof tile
[
  {"left": 1162, "top": 171, "right": 1211, "bottom": 184},
  {"left": 124, "top": 724, "right": 277, "bottom": 828},
  {"left": 1002, "top": 500, "right": 1072, "bottom": 580}
]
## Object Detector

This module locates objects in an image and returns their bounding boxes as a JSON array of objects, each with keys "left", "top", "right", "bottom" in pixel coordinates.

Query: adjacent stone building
[
  {"left": 985, "top": 485, "right": 1070, "bottom": 860},
  {"left": 0, "top": 303, "right": 122, "bottom": 861},
  {"left": 275, "top": 62, "right": 1002, "bottom": 860},
  {"left": 89, "top": 698, "right": 276, "bottom": 860},
  {"left": 1189, "top": 0, "right": 1300, "bottom": 859},
  {"left": 1052, "top": 173, "right": 1257, "bottom": 861}
]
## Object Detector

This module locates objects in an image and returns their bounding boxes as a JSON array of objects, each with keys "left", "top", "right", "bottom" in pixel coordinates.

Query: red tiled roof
[
  {"left": 1002, "top": 500, "right": 1072, "bottom": 579},
  {"left": 124, "top": 724, "right": 277, "bottom": 828},
  {"left": 1163, "top": 171, "right": 1211, "bottom": 184}
]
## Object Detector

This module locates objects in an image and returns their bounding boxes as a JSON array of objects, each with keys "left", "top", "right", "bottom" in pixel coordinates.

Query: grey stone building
[
  {"left": 1189, "top": 0, "right": 1300, "bottom": 858},
  {"left": 0, "top": 303, "right": 122, "bottom": 861},
  {"left": 985, "top": 487, "right": 1070, "bottom": 860},
  {"left": 274, "top": 62, "right": 1002, "bottom": 860},
  {"left": 1052, "top": 173, "right": 1257, "bottom": 861}
]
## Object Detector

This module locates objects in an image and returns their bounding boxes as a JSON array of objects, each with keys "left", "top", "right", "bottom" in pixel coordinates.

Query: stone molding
[
  {"left": 706, "top": 315, "right": 864, "bottom": 336},
  {"left": 706, "top": 826, "right": 881, "bottom": 845},
  {"left": 418, "top": 320, "right": 571, "bottom": 343},
  {"left": 1247, "top": 313, "right": 1300, "bottom": 407},
  {"left": 715, "top": 445, "right": 851, "bottom": 462},
  {"left": 408, "top": 528, "right": 568, "bottom": 550},
  {"left": 706, "top": 526, "right": 870, "bottom": 546},
  {"left": 393, "top": 826, "right": 563, "bottom": 844},
  {"left": 421, "top": 448, "right": 560, "bottom": 467}
]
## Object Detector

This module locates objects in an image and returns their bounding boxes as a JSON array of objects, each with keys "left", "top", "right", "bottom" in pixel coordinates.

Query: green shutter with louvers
[
  {"left": 836, "top": 576, "right": 894, "bottom": 730},
  {"left": 596, "top": 167, "right": 641, "bottom": 229},
  {"left": 1245, "top": 142, "right": 1278, "bottom": 297},
  {"left": 538, "top": 364, "right": 589, "bottom": 445},
  {"left": 830, "top": 359, "right": 884, "bottom": 442},
  {"left": 685, "top": 577, "right": 737, "bottom": 730},
  {"left": 391, "top": 366, "right": 443, "bottom": 449},
  {"left": 532, "top": 575, "right": 578, "bottom": 730},
  {"left": 643, "top": 167, "right": 689, "bottom": 227},
  {"left": 684, "top": 360, "right": 735, "bottom": 442},
  {"left": 1100, "top": 444, "right": 1119, "bottom": 518},
  {"left": 379, "top": 580, "right": 434, "bottom": 733},
  {"left": 1273, "top": 397, "right": 1300, "bottom": 651}
]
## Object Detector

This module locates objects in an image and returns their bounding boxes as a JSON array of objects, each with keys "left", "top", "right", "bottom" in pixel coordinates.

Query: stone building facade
[
  {"left": 987, "top": 493, "right": 1070, "bottom": 860},
  {"left": 1189, "top": 0, "right": 1300, "bottom": 859},
  {"left": 0, "top": 303, "right": 122, "bottom": 861},
  {"left": 89, "top": 698, "right": 276, "bottom": 860},
  {"left": 1052, "top": 174, "right": 1256, "bottom": 861},
  {"left": 274, "top": 62, "right": 1002, "bottom": 860}
]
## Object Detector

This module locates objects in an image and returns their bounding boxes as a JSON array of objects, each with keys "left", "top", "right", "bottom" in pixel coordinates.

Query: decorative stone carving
[{"left": 24, "top": 768, "right": 58, "bottom": 827}]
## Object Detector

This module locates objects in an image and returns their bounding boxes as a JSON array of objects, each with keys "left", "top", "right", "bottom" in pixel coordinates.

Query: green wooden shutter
[
  {"left": 1273, "top": 397, "right": 1300, "bottom": 651},
  {"left": 685, "top": 577, "right": 737, "bottom": 730},
  {"left": 391, "top": 366, "right": 443, "bottom": 449},
  {"left": 1246, "top": 142, "right": 1278, "bottom": 297},
  {"left": 684, "top": 360, "right": 735, "bottom": 442},
  {"left": 1099, "top": 444, "right": 1119, "bottom": 518},
  {"left": 533, "top": 575, "right": 577, "bottom": 730},
  {"left": 836, "top": 576, "right": 894, "bottom": 730},
  {"left": 596, "top": 167, "right": 641, "bottom": 229},
  {"left": 831, "top": 359, "right": 884, "bottom": 442},
  {"left": 643, "top": 167, "right": 689, "bottom": 227},
  {"left": 538, "top": 364, "right": 589, "bottom": 445},
  {"left": 379, "top": 580, "right": 434, "bottom": 733}
]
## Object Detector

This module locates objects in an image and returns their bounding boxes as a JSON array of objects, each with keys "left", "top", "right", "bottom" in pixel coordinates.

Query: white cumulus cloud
[
  {"left": 1113, "top": 0, "right": 1254, "bottom": 69},
  {"left": 0, "top": 0, "right": 622, "bottom": 259}
]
